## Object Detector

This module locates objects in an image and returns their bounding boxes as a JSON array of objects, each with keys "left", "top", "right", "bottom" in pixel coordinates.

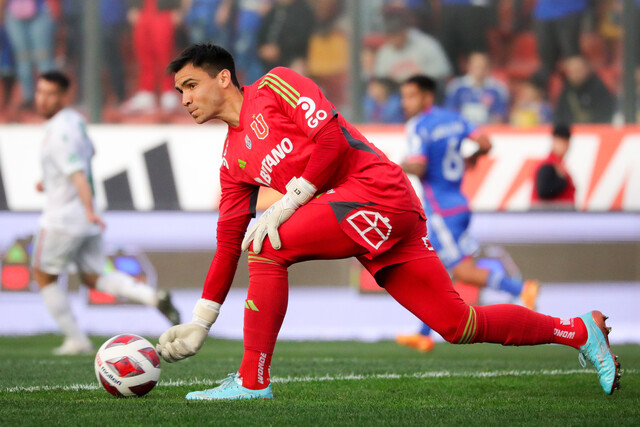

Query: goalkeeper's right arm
[{"left": 156, "top": 298, "right": 221, "bottom": 363}]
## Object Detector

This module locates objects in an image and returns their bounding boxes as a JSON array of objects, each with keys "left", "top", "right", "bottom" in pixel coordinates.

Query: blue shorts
[{"left": 426, "top": 210, "right": 479, "bottom": 270}]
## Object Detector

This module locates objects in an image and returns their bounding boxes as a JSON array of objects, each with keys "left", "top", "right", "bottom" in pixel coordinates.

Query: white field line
[{"left": 1, "top": 368, "right": 636, "bottom": 394}]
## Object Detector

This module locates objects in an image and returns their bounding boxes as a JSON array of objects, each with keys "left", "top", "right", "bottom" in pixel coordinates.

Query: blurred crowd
[
  {"left": 0, "top": 0, "right": 635, "bottom": 125},
  {"left": 362, "top": 0, "right": 630, "bottom": 127}
]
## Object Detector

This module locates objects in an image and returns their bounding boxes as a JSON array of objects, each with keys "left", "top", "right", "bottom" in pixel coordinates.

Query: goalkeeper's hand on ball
[
  {"left": 156, "top": 298, "right": 220, "bottom": 363},
  {"left": 241, "top": 177, "right": 316, "bottom": 253}
]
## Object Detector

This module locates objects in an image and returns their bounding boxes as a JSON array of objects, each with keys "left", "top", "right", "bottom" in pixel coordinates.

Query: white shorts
[{"left": 31, "top": 227, "right": 105, "bottom": 275}]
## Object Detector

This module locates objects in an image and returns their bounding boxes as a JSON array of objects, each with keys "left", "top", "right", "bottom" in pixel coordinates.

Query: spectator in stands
[
  {"left": 1, "top": 0, "right": 56, "bottom": 111},
  {"left": 59, "top": 0, "right": 128, "bottom": 107},
  {"left": 0, "top": 27, "right": 15, "bottom": 110},
  {"left": 383, "top": 0, "right": 436, "bottom": 36},
  {"left": 444, "top": 52, "right": 509, "bottom": 125},
  {"left": 530, "top": 123, "right": 575, "bottom": 210},
  {"left": 101, "top": 0, "right": 128, "bottom": 106},
  {"left": 232, "top": 0, "right": 272, "bottom": 84},
  {"left": 374, "top": 9, "right": 451, "bottom": 87},
  {"left": 555, "top": 55, "right": 614, "bottom": 124},
  {"left": 533, "top": 0, "right": 588, "bottom": 83},
  {"left": 439, "top": 0, "right": 492, "bottom": 75},
  {"left": 307, "top": 0, "right": 348, "bottom": 106},
  {"left": 510, "top": 77, "right": 552, "bottom": 127},
  {"left": 183, "top": 0, "right": 222, "bottom": 45},
  {"left": 121, "top": 0, "right": 183, "bottom": 114},
  {"left": 363, "top": 77, "right": 404, "bottom": 124},
  {"left": 60, "top": 0, "right": 82, "bottom": 101},
  {"left": 597, "top": 0, "right": 622, "bottom": 65},
  {"left": 256, "top": 0, "right": 314, "bottom": 75}
]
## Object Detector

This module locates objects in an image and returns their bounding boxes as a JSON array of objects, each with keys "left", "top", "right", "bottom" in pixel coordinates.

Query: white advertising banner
[{"left": 1, "top": 124, "right": 639, "bottom": 212}]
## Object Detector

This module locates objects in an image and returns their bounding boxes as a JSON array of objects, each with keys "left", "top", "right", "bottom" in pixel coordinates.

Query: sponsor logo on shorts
[{"left": 346, "top": 210, "right": 391, "bottom": 250}]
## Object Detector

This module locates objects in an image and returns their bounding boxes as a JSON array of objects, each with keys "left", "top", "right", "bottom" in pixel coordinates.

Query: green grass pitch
[{"left": 0, "top": 335, "right": 638, "bottom": 426}]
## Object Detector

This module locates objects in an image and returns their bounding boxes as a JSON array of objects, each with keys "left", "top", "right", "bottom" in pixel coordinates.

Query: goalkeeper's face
[{"left": 174, "top": 64, "right": 232, "bottom": 124}]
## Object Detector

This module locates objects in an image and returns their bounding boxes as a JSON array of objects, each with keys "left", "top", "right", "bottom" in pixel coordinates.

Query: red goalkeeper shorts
[{"left": 261, "top": 179, "right": 438, "bottom": 279}]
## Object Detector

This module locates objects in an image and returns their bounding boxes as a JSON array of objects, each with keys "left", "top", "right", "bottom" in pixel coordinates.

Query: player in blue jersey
[{"left": 396, "top": 75, "right": 539, "bottom": 352}]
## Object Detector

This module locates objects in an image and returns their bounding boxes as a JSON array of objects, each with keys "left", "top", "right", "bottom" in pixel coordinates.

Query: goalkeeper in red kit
[{"left": 155, "top": 44, "right": 621, "bottom": 400}]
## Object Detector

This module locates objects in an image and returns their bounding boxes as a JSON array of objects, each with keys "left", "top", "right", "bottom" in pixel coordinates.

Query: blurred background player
[
  {"left": 530, "top": 123, "right": 576, "bottom": 210},
  {"left": 396, "top": 75, "right": 539, "bottom": 352},
  {"left": 32, "top": 71, "right": 180, "bottom": 355}
]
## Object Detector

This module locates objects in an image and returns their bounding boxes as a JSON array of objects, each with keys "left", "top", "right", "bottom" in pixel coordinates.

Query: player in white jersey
[{"left": 33, "top": 71, "right": 180, "bottom": 355}]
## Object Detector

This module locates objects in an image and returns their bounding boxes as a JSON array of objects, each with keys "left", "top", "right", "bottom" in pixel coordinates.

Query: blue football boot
[
  {"left": 186, "top": 373, "right": 274, "bottom": 400},
  {"left": 578, "top": 311, "right": 622, "bottom": 394}
]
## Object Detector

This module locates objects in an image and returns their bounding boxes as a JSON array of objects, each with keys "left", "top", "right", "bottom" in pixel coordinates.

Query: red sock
[
  {"left": 551, "top": 317, "right": 587, "bottom": 348},
  {"left": 239, "top": 350, "right": 272, "bottom": 389},
  {"left": 238, "top": 256, "right": 288, "bottom": 390},
  {"left": 474, "top": 304, "right": 555, "bottom": 345},
  {"left": 382, "top": 258, "right": 565, "bottom": 347}
]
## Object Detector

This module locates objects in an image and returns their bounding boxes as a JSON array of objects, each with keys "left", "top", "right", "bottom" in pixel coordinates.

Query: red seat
[
  {"left": 505, "top": 32, "right": 540, "bottom": 79},
  {"left": 581, "top": 32, "right": 608, "bottom": 68},
  {"left": 548, "top": 72, "right": 564, "bottom": 104}
]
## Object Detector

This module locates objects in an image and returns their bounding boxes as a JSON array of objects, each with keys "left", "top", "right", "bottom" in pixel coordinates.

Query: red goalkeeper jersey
[{"left": 203, "top": 67, "right": 424, "bottom": 302}]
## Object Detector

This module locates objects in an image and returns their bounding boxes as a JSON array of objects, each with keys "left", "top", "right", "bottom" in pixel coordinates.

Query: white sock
[
  {"left": 40, "top": 283, "right": 88, "bottom": 342},
  {"left": 96, "top": 271, "right": 158, "bottom": 306}
]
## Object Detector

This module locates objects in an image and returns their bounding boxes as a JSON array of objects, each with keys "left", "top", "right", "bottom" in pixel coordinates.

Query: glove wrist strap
[
  {"left": 191, "top": 298, "right": 221, "bottom": 330},
  {"left": 285, "top": 177, "right": 316, "bottom": 207}
]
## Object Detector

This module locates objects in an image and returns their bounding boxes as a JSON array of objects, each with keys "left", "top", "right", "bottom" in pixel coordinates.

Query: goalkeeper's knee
[
  {"left": 436, "top": 305, "right": 479, "bottom": 345},
  {"left": 247, "top": 241, "right": 290, "bottom": 269}
]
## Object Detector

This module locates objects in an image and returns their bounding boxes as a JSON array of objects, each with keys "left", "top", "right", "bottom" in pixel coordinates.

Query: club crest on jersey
[
  {"left": 297, "top": 97, "right": 327, "bottom": 129},
  {"left": 346, "top": 210, "right": 392, "bottom": 250},
  {"left": 250, "top": 113, "right": 269, "bottom": 140},
  {"left": 245, "top": 134, "right": 252, "bottom": 149}
]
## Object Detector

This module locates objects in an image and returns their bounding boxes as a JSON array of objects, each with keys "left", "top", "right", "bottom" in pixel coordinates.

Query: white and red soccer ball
[{"left": 94, "top": 334, "right": 161, "bottom": 397}]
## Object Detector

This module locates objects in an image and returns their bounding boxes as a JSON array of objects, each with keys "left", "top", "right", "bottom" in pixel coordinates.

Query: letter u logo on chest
[{"left": 250, "top": 113, "right": 269, "bottom": 140}]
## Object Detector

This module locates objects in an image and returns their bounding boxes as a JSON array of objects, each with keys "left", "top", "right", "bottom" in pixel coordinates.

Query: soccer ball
[{"left": 94, "top": 334, "right": 161, "bottom": 397}]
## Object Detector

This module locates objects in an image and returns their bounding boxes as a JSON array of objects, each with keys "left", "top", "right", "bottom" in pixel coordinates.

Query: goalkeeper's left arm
[{"left": 157, "top": 206, "right": 252, "bottom": 362}]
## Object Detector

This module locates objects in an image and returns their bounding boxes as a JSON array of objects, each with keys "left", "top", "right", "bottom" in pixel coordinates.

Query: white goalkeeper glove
[
  {"left": 156, "top": 298, "right": 220, "bottom": 363},
  {"left": 241, "top": 177, "right": 316, "bottom": 253}
]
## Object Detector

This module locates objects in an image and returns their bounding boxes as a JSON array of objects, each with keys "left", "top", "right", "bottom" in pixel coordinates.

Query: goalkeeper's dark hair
[
  {"left": 404, "top": 75, "right": 437, "bottom": 94},
  {"left": 39, "top": 70, "right": 71, "bottom": 92},
  {"left": 167, "top": 43, "right": 240, "bottom": 88}
]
